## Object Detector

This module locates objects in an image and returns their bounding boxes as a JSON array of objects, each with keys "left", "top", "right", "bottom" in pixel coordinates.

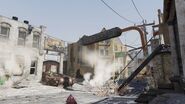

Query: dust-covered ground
[{"left": 0, "top": 82, "right": 138, "bottom": 104}]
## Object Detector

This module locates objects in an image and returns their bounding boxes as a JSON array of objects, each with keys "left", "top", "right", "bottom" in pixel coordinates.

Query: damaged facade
[
  {"left": 43, "top": 36, "right": 67, "bottom": 75},
  {"left": 160, "top": 0, "right": 185, "bottom": 87},
  {"left": 150, "top": 0, "right": 185, "bottom": 88},
  {"left": 67, "top": 28, "right": 128, "bottom": 79},
  {"left": 0, "top": 16, "right": 45, "bottom": 85}
]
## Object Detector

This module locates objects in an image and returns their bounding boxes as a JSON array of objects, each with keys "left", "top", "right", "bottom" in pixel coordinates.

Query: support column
[
  {"left": 168, "top": 26, "right": 179, "bottom": 76},
  {"left": 59, "top": 53, "right": 64, "bottom": 74},
  {"left": 36, "top": 56, "right": 44, "bottom": 82},
  {"left": 175, "top": 0, "right": 185, "bottom": 78}
]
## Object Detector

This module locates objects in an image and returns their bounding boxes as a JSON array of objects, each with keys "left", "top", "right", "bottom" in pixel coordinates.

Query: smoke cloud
[
  {"left": 0, "top": 43, "right": 37, "bottom": 87},
  {"left": 83, "top": 52, "right": 122, "bottom": 87}
]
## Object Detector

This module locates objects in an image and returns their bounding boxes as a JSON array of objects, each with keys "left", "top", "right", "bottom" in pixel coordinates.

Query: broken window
[
  {"left": 18, "top": 28, "right": 27, "bottom": 46},
  {"left": 0, "top": 22, "right": 10, "bottom": 39},
  {"left": 30, "top": 61, "right": 37, "bottom": 75},
  {"left": 32, "top": 32, "right": 40, "bottom": 48}
]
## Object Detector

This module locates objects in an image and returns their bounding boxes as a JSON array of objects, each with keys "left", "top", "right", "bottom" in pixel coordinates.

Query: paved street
[
  {"left": 0, "top": 91, "right": 105, "bottom": 104},
  {"left": 0, "top": 92, "right": 137, "bottom": 104},
  {"left": 0, "top": 83, "right": 137, "bottom": 104}
]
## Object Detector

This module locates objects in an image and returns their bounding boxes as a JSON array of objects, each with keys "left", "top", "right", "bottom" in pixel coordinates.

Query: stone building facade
[
  {"left": 67, "top": 33, "right": 127, "bottom": 79},
  {"left": 43, "top": 35, "right": 67, "bottom": 75},
  {"left": 0, "top": 15, "right": 45, "bottom": 85}
]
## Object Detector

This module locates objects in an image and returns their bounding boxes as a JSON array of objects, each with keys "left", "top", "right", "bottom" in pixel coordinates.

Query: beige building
[
  {"left": 43, "top": 35, "right": 67, "bottom": 75},
  {"left": 0, "top": 15, "right": 45, "bottom": 85},
  {"left": 67, "top": 29, "right": 127, "bottom": 79}
]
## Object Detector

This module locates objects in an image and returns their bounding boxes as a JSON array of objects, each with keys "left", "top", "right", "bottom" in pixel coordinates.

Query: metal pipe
[{"left": 121, "top": 26, "right": 147, "bottom": 54}]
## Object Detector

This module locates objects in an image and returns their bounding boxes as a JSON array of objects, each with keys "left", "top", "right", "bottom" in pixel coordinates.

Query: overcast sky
[{"left": 0, "top": 0, "right": 163, "bottom": 47}]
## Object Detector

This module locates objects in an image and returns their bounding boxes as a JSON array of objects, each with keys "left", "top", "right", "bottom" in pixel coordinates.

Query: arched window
[
  {"left": 32, "top": 31, "right": 40, "bottom": 48},
  {"left": 18, "top": 27, "right": 27, "bottom": 46},
  {"left": 0, "top": 22, "right": 11, "bottom": 39}
]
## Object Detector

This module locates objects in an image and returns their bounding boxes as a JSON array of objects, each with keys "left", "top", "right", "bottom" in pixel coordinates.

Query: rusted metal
[
  {"left": 78, "top": 26, "right": 148, "bottom": 54},
  {"left": 41, "top": 72, "right": 75, "bottom": 88},
  {"left": 128, "top": 44, "right": 151, "bottom": 52},
  {"left": 121, "top": 26, "right": 147, "bottom": 54}
]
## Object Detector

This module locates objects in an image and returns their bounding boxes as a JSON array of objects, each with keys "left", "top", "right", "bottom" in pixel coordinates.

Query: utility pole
[
  {"left": 138, "top": 20, "right": 155, "bottom": 56},
  {"left": 143, "top": 20, "right": 148, "bottom": 56}
]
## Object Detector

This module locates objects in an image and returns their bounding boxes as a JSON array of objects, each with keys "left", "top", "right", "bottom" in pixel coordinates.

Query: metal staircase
[{"left": 118, "top": 44, "right": 171, "bottom": 91}]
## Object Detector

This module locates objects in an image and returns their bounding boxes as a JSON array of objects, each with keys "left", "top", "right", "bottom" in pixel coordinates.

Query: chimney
[
  {"left": 12, "top": 16, "right": 18, "bottom": 21},
  {"left": 24, "top": 20, "right": 29, "bottom": 24}
]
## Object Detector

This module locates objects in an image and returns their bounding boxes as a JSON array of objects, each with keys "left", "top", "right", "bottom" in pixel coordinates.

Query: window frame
[
  {"left": 0, "top": 22, "right": 11, "bottom": 40},
  {"left": 30, "top": 60, "right": 38, "bottom": 75},
  {"left": 32, "top": 31, "right": 41, "bottom": 48},
  {"left": 18, "top": 27, "right": 27, "bottom": 46}
]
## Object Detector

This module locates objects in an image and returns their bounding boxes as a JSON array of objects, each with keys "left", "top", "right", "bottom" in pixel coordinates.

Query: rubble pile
[
  {"left": 90, "top": 80, "right": 128, "bottom": 97},
  {"left": 92, "top": 80, "right": 116, "bottom": 96}
]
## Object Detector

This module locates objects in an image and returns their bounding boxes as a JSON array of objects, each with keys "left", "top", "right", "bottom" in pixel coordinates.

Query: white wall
[{"left": 0, "top": 16, "right": 45, "bottom": 83}]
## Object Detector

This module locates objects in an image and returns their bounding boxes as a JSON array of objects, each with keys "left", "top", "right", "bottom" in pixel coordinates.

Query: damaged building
[
  {"left": 67, "top": 28, "right": 128, "bottom": 79},
  {"left": 0, "top": 15, "right": 45, "bottom": 86},
  {"left": 43, "top": 36, "right": 67, "bottom": 75}
]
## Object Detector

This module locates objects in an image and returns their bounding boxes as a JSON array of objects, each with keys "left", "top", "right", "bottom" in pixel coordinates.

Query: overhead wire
[
  {"left": 100, "top": 0, "right": 136, "bottom": 24},
  {"left": 131, "top": 0, "right": 145, "bottom": 21}
]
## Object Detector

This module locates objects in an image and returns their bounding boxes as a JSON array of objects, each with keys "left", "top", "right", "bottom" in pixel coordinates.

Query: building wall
[
  {"left": 162, "top": 0, "right": 185, "bottom": 80},
  {"left": 44, "top": 35, "right": 67, "bottom": 75},
  {"left": 67, "top": 37, "right": 127, "bottom": 78},
  {"left": 0, "top": 16, "right": 45, "bottom": 84},
  {"left": 67, "top": 43, "right": 94, "bottom": 77}
]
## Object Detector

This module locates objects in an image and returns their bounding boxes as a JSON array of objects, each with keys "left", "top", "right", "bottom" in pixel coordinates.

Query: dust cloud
[
  {"left": 83, "top": 52, "right": 122, "bottom": 87},
  {"left": 0, "top": 43, "right": 37, "bottom": 87}
]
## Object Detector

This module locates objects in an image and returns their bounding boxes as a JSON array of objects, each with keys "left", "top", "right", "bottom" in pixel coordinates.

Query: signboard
[
  {"left": 44, "top": 36, "right": 65, "bottom": 52},
  {"left": 115, "top": 52, "right": 126, "bottom": 58}
]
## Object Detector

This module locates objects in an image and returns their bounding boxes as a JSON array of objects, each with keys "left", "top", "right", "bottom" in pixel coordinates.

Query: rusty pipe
[
  {"left": 78, "top": 26, "right": 148, "bottom": 54},
  {"left": 121, "top": 26, "right": 148, "bottom": 54}
]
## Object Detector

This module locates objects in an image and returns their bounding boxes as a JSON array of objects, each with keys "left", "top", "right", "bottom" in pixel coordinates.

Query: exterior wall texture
[
  {"left": 67, "top": 37, "right": 127, "bottom": 78},
  {"left": 0, "top": 16, "right": 45, "bottom": 84}
]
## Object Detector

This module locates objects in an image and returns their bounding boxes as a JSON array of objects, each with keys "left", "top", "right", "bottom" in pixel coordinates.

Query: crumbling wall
[{"left": 151, "top": 39, "right": 172, "bottom": 88}]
